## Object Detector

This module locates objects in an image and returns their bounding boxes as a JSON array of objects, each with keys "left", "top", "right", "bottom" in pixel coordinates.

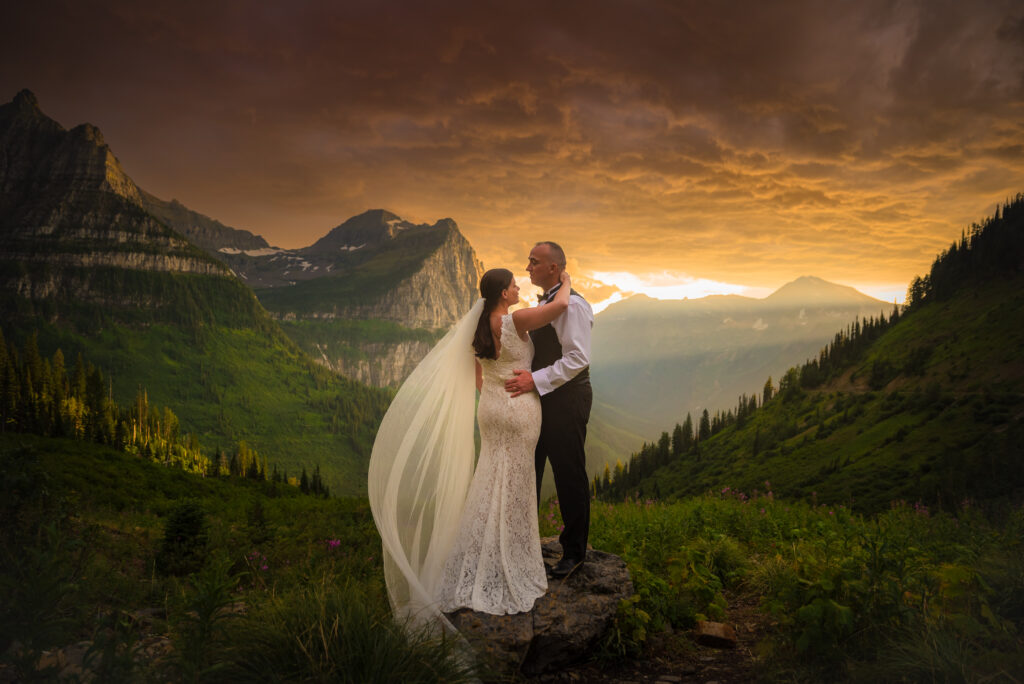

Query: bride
[{"left": 368, "top": 267, "right": 572, "bottom": 629}]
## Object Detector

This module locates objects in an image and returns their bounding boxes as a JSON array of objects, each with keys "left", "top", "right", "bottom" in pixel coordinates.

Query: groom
[{"left": 506, "top": 241, "right": 594, "bottom": 578}]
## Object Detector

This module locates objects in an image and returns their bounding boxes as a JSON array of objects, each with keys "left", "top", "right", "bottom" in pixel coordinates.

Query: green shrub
[
  {"left": 169, "top": 553, "right": 240, "bottom": 683},
  {"left": 157, "top": 500, "right": 209, "bottom": 576}
]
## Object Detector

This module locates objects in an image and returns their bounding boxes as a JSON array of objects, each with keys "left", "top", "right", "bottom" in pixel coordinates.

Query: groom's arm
[{"left": 532, "top": 295, "right": 594, "bottom": 396}]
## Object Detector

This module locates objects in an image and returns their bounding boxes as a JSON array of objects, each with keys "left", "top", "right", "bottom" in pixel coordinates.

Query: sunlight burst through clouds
[{"left": 589, "top": 271, "right": 760, "bottom": 311}]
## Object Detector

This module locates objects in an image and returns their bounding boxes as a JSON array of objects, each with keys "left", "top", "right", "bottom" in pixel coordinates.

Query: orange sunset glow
[{"left": 3, "top": 0, "right": 1022, "bottom": 307}]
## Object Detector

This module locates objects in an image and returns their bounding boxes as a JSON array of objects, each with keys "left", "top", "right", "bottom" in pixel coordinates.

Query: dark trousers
[{"left": 535, "top": 380, "right": 593, "bottom": 561}]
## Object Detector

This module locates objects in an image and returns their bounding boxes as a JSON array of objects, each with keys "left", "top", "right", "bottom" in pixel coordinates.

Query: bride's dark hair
[{"left": 473, "top": 268, "right": 514, "bottom": 360}]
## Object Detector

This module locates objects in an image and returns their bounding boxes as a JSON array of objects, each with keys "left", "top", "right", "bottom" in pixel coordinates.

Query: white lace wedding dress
[{"left": 434, "top": 313, "right": 548, "bottom": 615}]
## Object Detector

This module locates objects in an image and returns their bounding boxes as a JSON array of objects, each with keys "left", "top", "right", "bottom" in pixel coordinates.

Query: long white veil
[{"left": 368, "top": 298, "right": 483, "bottom": 632}]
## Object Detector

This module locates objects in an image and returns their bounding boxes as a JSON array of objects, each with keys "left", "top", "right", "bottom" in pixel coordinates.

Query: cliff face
[
  {"left": 253, "top": 211, "right": 483, "bottom": 386},
  {"left": 361, "top": 220, "right": 482, "bottom": 328},
  {"left": 0, "top": 90, "right": 255, "bottom": 329},
  {"left": 313, "top": 339, "right": 436, "bottom": 387},
  {"left": 279, "top": 220, "right": 483, "bottom": 328}
]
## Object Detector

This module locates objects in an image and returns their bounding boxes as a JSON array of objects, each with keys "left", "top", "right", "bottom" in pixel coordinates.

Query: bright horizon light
[
  {"left": 592, "top": 270, "right": 761, "bottom": 297},
  {"left": 515, "top": 272, "right": 908, "bottom": 314},
  {"left": 858, "top": 285, "right": 907, "bottom": 305}
]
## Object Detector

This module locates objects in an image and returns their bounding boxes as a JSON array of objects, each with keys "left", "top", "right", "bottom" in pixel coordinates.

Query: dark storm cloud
[{"left": 1, "top": 0, "right": 1022, "bottom": 298}]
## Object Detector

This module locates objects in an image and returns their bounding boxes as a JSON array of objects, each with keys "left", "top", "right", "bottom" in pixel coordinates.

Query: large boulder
[{"left": 446, "top": 538, "right": 633, "bottom": 678}]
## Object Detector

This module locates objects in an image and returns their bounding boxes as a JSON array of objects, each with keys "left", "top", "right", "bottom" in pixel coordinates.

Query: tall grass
[{"left": 217, "top": 577, "right": 478, "bottom": 683}]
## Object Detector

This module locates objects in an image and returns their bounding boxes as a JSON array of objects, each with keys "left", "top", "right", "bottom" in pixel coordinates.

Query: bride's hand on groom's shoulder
[{"left": 560, "top": 271, "right": 571, "bottom": 286}]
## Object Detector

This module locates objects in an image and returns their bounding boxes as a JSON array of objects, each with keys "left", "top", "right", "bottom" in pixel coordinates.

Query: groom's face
[{"left": 527, "top": 245, "right": 558, "bottom": 289}]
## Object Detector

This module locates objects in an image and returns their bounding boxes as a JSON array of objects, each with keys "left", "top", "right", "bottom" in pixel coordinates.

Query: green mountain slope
[
  {"left": 602, "top": 197, "right": 1024, "bottom": 512},
  {"left": 25, "top": 321, "right": 389, "bottom": 492},
  {"left": 0, "top": 90, "right": 389, "bottom": 495}
]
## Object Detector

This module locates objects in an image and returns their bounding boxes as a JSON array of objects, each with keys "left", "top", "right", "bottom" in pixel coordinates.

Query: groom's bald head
[
  {"left": 534, "top": 241, "right": 566, "bottom": 268},
  {"left": 527, "top": 241, "right": 566, "bottom": 290}
]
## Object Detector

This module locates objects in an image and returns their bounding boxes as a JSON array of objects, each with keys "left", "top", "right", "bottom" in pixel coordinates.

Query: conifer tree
[
  {"left": 681, "top": 413, "right": 694, "bottom": 452},
  {"left": 671, "top": 423, "right": 685, "bottom": 457},
  {"left": 71, "top": 353, "right": 87, "bottom": 399},
  {"left": 698, "top": 409, "right": 711, "bottom": 441},
  {"left": 311, "top": 464, "right": 323, "bottom": 496},
  {"left": 657, "top": 432, "right": 670, "bottom": 466}
]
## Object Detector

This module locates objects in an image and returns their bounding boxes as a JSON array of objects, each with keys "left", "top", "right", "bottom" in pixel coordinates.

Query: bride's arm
[{"left": 512, "top": 271, "right": 571, "bottom": 336}]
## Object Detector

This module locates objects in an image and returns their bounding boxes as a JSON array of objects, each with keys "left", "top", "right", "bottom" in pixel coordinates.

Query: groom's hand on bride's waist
[{"left": 505, "top": 369, "right": 535, "bottom": 397}]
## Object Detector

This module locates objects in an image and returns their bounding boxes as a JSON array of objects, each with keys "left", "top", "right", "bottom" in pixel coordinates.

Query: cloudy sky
[{"left": 3, "top": 0, "right": 1022, "bottom": 305}]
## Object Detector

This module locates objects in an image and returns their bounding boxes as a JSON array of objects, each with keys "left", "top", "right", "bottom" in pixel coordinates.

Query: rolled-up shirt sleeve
[{"left": 533, "top": 295, "right": 594, "bottom": 396}]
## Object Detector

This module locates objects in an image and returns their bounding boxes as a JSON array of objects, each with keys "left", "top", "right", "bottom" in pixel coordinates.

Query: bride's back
[{"left": 480, "top": 313, "right": 534, "bottom": 389}]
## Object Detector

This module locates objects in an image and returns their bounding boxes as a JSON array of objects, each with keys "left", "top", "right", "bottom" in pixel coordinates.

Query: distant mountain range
[
  {"left": 588, "top": 276, "right": 893, "bottom": 463},
  {"left": 598, "top": 197, "right": 1024, "bottom": 511}
]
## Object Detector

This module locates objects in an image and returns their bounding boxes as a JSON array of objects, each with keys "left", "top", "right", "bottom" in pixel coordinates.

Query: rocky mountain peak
[
  {"left": 71, "top": 122, "right": 106, "bottom": 146},
  {"left": 0, "top": 89, "right": 141, "bottom": 207},
  {"left": 0, "top": 89, "right": 62, "bottom": 138},
  {"left": 306, "top": 208, "right": 425, "bottom": 255},
  {"left": 12, "top": 88, "right": 41, "bottom": 113}
]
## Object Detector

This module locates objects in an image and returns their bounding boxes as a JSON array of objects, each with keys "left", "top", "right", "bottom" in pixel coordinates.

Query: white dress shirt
[{"left": 532, "top": 284, "right": 594, "bottom": 396}]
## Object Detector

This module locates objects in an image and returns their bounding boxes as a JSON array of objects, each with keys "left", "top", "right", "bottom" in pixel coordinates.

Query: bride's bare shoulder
[{"left": 489, "top": 312, "right": 505, "bottom": 336}]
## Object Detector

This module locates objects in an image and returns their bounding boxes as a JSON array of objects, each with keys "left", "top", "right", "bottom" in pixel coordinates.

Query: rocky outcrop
[
  {"left": 311, "top": 339, "right": 435, "bottom": 387},
  {"left": 446, "top": 539, "right": 633, "bottom": 678},
  {"left": 5, "top": 250, "right": 226, "bottom": 276}
]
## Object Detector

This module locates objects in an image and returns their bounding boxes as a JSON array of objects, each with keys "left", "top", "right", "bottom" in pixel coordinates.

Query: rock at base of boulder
[
  {"left": 694, "top": 620, "right": 738, "bottom": 648},
  {"left": 445, "top": 538, "right": 633, "bottom": 678}
]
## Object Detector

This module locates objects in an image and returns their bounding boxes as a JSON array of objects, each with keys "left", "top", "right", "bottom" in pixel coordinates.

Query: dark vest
[{"left": 529, "top": 288, "right": 590, "bottom": 388}]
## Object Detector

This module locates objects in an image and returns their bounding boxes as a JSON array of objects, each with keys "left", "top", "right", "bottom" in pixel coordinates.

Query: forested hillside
[{"left": 598, "top": 195, "right": 1024, "bottom": 512}]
